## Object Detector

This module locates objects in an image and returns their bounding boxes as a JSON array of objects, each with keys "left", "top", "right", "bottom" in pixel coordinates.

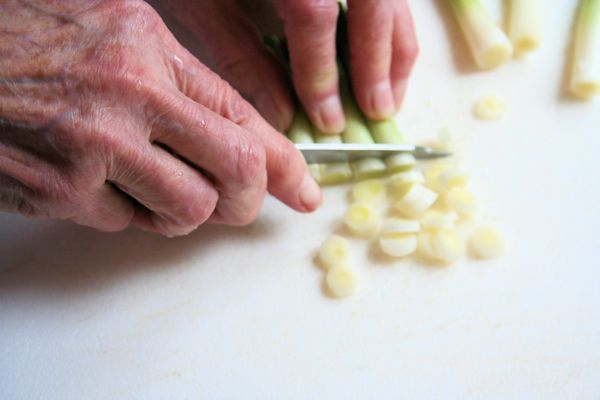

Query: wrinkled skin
[
  {"left": 0, "top": 0, "right": 322, "bottom": 236},
  {"left": 162, "top": 0, "right": 419, "bottom": 134}
]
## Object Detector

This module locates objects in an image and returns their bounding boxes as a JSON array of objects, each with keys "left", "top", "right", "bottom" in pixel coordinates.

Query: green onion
[
  {"left": 570, "top": 0, "right": 600, "bottom": 99},
  {"left": 338, "top": 70, "right": 387, "bottom": 180},
  {"left": 450, "top": 0, "right": 514, "bottom": 69},
  {"left": 366, "top": 118, "right": 417, "bottom": 173},
  {"left": 313, "top": 129, "right": 354, "bottom": 185},
  {"left": 508, "top": 0, "right": 541, "bottom": 53}
]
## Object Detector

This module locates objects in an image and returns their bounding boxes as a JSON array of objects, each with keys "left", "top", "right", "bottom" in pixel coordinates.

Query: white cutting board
[{"left": 2, "top": 1, "right": 600, "bottom": 399}]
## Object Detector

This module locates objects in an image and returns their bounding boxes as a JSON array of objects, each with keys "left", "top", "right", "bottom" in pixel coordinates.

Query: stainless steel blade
[{"left": 295, "top": 143, "right": 451, "bottom": 164}]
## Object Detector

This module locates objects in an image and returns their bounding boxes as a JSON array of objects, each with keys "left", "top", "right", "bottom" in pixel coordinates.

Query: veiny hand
[{"left": 0, "top": 0, "right": 322, "bottom": 237}]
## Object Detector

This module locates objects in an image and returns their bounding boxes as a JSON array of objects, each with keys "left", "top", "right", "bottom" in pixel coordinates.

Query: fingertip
[
  {"left": 392, "top": 79, "right": 408, "bottom": 111},
  {"left": 265, "top": 138, "right": 321, "bottom": 213},
  {"left": 298, "top": 172, "right": 322, "bottom": 212}
]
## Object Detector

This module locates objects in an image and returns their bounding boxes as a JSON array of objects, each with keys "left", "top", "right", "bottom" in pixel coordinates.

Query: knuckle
[
  {"left": 104, "top": 215, "right": 132, "bottom": 233},
  {"left": 158, "top": 198, "right": 216, "bottom": 237},
  {"left": 29, "top": 172, "right": 83, "bottom": 219},
  {"left": 188, "top": 197, "right": 217, "bottom": 226},
  {"left": 266, "top": 139, "right": 297, "bottom": 184},
  {"left": 103, "top": 0, "right": 162, "bottom": 31},
  {"left": 293, "top": 61, "right": 337, "bottom": 93},
  {"left": 199, "top": 72, "right": 254, "bottom": 126},
  {"left": 402, "top": 41, "right": 419, "bottom": 62},
  {"left": 229, "top": 135, "right": 266, "bottom": 187},
  {"left": 218, "top": 85, "right": 255, "bottom": 127},
  {"left": 228, "top": 203, "right": 263, "bottom": 227}
]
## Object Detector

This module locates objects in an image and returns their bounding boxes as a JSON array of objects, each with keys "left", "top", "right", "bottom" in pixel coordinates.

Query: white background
[{"left": 2, "top": 0, "right": 600, "bottom": 399}]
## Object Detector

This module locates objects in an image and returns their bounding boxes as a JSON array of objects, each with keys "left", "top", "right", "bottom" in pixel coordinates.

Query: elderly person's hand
[
  {"left": 0, "top": 0, "right": 321, "bottom": 237},
  {"left": 161, "top": 0, "right": 418, "bottom": 134}
]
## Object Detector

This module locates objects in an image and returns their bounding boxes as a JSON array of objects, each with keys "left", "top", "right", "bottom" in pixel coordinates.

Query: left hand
[
  {"left": 158, "top": 0, "right": 296, "bottom": 133},
  {"left": 160, "top": 0, "right": 419, "bottom": 135}
]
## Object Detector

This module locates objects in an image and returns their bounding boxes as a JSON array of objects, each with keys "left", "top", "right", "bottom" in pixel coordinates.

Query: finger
[
  {"left": 347, "top": 0, "right": 395, "bottom": 120},
  {"left": 167, "top": 0, "right": 294, "bottom": 132},
  {"left": 171, "top": 51, "right": 322, "bottom": 213},
  {"left": 0, "top": 148, "right": 134, "bottom": 231},
  {"left": 108, "top": 141, "right": 219, "bottom": 237},
  {"left": 275, "top": 0, "right": 344, "bottom": 134},
  {"left": 64, "top": 183, "right": 135, "bottom": 232},
  {"left": 390, "top": 0, "right": 419, "bottom": 109},
  {"left": 151, "top": 92, "right": 268, "bottom": 227}
]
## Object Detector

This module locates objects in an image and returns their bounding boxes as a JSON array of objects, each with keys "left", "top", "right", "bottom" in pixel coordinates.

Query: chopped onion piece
[
  {"left": 394, "top": 184, "right": 438, "bottom": 218},
  {"left": 319, "top": 235, "right": 351, "bottom": 270},
  {"left": 470, "top": 225, "right": 505, "bottom": 259},
  {"left": 446, "top": 187, "right": 478, "bottom": 217},
  {"left": 435, "top": 167, "right": 469, "bottom": 193},
  {"left": 418, "top": 230, "right": 466, "bottom": 263},
  {"left": 389, "top": 170, "right": 425, "bottom": 196},
  {"left": 474, "top": 95, "right": 507, "bottom": 120},
  {"left": 314, "top": 130, "right": 353, "bottom": 185},
  {"left": 384, "top": 153, "right": 416, "bottom": 173},
  {"left": 317, "top": 163, "right": 354, "bottom": 185},
  {"left": 350, "top": 158, "right": 387, "bottom": 181},
  {"left": 394, "top": 183, "right": 428, "bottom": 210},
  {"left": 352, "top": 179, "right": 386, "bottom": 205},
  {"left": 424, "top": 161, "right": 454, "bottom": 190},
  {"left": 326, "top": 266, "right": 358, "bottom": 298},
  {"left": 417, "top": 231, "right": 437, "bottom": 259},
  {"left": 389, "top": 170, "right": 425, "bottom": 186},
  {"left": 381, "top": 217, "right": 421, "bottom": 235},
  {"left": 432, "top": 230, "right": 466, "bottom": 263},
  {"left": 379, "top": 234, "right": 418, "bottom": 257},
  {"left": 420, "top": 210, "right": 459, "bottom": 230},
  {"left": 430, "top": 128, "right": 455, "bottom": 152},
  {"left": 344, "top": 202, "right": 381, "bottom": 237}
]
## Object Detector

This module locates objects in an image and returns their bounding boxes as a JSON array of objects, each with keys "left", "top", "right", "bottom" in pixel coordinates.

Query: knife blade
[{"left": 295, "top": 143, "right": 451, "bottom": 164}]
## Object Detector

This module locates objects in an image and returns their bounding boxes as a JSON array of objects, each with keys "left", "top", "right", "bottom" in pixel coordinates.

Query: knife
[{"left": 295, "top": 143, "right": 451, "bottom": 164}]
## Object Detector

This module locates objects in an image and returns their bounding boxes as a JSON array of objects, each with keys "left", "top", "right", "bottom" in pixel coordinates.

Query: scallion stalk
[
  {"left": 570, "top": 0, "right": 600, "bottom": 99},
  {"left": 450, "top": 0, "right": 514, "bottom": 69},
  {"left": 313, "top": 130, "right": 354, "bottom": 185},
  {"left": 338, "top": 70, "right": 387, "bottom": 180},
  {"left": 508, "top": 0, "right": 541, "bottom": 53}
]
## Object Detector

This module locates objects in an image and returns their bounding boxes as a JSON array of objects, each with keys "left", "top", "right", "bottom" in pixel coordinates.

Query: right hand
[{"left": 0, "top": 0, "right": 322, "bottom": 237}]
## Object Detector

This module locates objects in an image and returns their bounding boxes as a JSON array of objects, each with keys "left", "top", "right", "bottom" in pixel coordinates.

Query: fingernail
[
  {"left": 299, "top": 173, "right": 322, "bottom": 212},
  {"left": 392, "top": 79, "right": 408, "bottom": 111},
  {"left": 315, "top": 95, "right": 345, "bottom": 134},
  {"left": 369, "top": 81, "right": 395, "bottom": 119}
]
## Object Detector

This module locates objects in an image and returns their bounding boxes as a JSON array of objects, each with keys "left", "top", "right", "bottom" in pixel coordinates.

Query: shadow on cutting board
[{"left": 0, "top": 213, "right": 279, "bottom": 297}]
